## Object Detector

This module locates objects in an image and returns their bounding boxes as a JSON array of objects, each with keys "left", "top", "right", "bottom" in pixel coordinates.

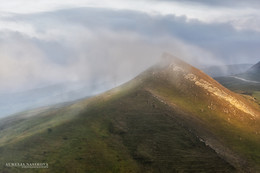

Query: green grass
[
  {"left": 0, "top": 88, "right": 235, "bottom": 173},
  {"left": 145, "top": 76, "right": 260, "bottom": 172}
]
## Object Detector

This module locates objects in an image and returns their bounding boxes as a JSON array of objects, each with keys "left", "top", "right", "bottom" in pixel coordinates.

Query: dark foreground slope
[{"left": 0, "top": 54, "right": 259, "bottom": 173}]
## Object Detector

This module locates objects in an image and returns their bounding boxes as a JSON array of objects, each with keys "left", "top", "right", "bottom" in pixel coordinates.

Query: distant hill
[
  {"left": 0, "top": 53, "right": 259, "bottom": 173},
  {"left": 235, "top": 61, "right": 260, "bottom": 82},
  {"left": 215, "top": 61, "right": 260, "bottom": 105},
  {"left": 201, "top": 64, "right": 252, "bottom": 77},
  {"left": 248, "top": 61, "right": 260, "bottom": 73}
]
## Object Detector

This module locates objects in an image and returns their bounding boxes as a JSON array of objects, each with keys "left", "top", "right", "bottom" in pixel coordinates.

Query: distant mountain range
[
  {"left": 0, "top": 53, "right": 259, "bottom": 172},
  {"left": 202, "top": 64, "right": 253, "bottom": 77}
]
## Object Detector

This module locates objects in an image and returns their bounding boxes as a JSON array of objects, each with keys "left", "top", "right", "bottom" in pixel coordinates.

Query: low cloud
[
  {"left": 0, "top": 7, "right": 259, "bottom": 94},
  {"left": 0, "top": 29, "right": 218, "bottom": 93}
]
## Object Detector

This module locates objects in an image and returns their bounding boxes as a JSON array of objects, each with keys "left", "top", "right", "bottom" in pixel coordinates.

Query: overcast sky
[{"left": 0, "top": 0, "right": 260, "bottom": 93}]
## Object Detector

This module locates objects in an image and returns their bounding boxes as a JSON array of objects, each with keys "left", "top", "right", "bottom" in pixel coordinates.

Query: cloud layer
[{"left": 0, "top": 2, "right": 259, "bottom": 94}]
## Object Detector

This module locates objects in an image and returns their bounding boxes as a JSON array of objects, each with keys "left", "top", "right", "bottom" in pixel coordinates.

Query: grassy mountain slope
[{"left": 0, "top": 53, "right": 259, "bottom": 173}]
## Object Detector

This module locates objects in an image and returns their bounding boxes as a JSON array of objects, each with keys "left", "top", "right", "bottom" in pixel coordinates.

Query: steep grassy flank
[
  {"left": 0, "top": 89, "right": 234, "bottom": 173},
  {"left": 0, "top": 102, "right": 87, "bottom": 147},
  {"left": 145, "top": 78, "right": 260, "bottom": 172}
]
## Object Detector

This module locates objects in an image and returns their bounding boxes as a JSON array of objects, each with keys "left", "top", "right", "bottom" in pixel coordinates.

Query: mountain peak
[
  {"left": 160, "top": 52, "right": 191, "bottom": 69},
  {"left": 161, "top": 52, "right": 184, "bottom": 64},
  {"left": 142, "top": 53, "right": 259, "bottom": 118}
]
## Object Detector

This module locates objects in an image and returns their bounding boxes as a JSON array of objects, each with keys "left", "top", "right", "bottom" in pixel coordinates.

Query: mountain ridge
[
  {"left": 141, "top": 53, "right": 258, "bottom": 118},
  {"left": 0, "top": 53, "right": 259, "bottom": 172}
]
